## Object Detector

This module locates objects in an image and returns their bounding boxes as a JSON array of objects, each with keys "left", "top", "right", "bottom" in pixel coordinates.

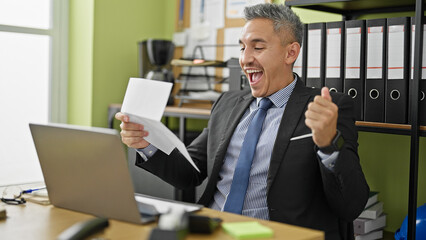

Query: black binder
[
  {"left": 385, "top": 17, "right": 410, "bottom": 124},
  {"left": 422, "top": 81, "right": 426, "bottom": 126},
  {"left": 344, "top": 20, "right": 366, "bottom": 121},
  {"left": 294, "top": 24, "right": 308, "bottom": 84},
  {"left": 306, "top": 22, "right": 326, "bottom": 89},
  {"left": 410, "top": 17, "right": 426, "bottom": 126},
  {"left": 365, "top": 18, "right": 387, "bottom": 122},
  {"left": 325, "top": 21, "right": 345, "bottom": 93}
]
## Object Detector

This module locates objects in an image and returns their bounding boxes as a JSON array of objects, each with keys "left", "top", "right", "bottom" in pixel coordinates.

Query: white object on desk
[
  {"left": 23, "top": 188, "right": 50, "bottom": 205},
  {"left": 187, "top": 90, "right": 221, "bottom": 101},
  {"left": 121, "top": 78, "right": 200, "bottom": 172},
  {"left": 135, "top": 195, "right": 201, "bottom": 215}
]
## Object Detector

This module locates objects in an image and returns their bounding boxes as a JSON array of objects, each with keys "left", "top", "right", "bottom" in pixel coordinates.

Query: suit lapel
[
  {"left": 267, "top": 80, "right": 312, "bottom": 191},
  {"left": 208, "top": 92, "right": 254, "bottom": 178}
]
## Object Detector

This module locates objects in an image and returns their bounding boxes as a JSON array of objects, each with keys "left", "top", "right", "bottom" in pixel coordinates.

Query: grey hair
[{"left": 244, "top": 3, "right": 303, "bottom": 47}]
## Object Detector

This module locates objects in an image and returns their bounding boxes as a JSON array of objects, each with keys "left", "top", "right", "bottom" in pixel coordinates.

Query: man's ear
[{"left": 284, "top": 42, "right": 301, "bottom": 65}]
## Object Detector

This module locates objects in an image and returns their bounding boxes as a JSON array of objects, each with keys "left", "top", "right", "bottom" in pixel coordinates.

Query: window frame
[{"left": 0, "top": 0, "right": 69, "bottom": 123}]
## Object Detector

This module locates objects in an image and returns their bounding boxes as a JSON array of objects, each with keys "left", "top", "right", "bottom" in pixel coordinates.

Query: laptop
[{"left": 29, "top": 123, "right": 202, "bottom": 224}]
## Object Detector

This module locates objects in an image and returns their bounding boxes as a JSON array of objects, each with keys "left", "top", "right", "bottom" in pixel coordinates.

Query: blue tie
[{"left": 223, "top": 98, "right": 273, "bottom": 214}]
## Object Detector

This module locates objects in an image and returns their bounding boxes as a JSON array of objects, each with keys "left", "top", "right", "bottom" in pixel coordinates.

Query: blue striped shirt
[{"left": 209, "top": 79, "right": 297, "bottom": 220}]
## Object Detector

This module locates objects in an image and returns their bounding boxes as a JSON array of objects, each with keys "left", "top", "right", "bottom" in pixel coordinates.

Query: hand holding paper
[{"left": 120, "top": 78, "right": 200, "bottom": 172}]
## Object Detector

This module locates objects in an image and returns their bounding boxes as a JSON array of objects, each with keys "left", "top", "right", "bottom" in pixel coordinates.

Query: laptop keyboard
[{"left": 137, "top": 201, "right": 160, "bottom": 216}]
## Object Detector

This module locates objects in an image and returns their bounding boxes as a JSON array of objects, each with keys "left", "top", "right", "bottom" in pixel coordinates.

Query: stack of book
[{"left": 354, "top": 191, "right": 386, "bottom": 240}]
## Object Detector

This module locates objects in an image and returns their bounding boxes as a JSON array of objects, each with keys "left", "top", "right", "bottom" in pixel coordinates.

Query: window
[{"left": 0, "top": 0, "right": 68, "bottom": 186}]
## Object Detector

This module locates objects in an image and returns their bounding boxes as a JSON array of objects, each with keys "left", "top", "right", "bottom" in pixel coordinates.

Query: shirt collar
[{"left": 255, "top": 75, "right": 298, "bottom": 108}]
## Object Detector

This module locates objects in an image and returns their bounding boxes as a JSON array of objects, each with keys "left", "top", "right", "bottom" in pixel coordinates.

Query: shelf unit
[
  {"left": 172, "top": 44, "right": 242, "bottom": 107},
  {"left": 356, "top": 122, "right": 426, "bottom": 137},
  {"left": 285, "top": 0, "right": 418, "bottom": 20},
  {"left": 173, "top": 46, "right": 223, "bottom": 106},
  {"left": 285, "top": 0, "right": 424, "bottom": 239}
]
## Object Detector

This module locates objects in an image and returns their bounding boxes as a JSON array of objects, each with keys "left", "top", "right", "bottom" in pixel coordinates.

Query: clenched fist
[{"left": 304, "top": 87, "right": 338, "bottom": 147}]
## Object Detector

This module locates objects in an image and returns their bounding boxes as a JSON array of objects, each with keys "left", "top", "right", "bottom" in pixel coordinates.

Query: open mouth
[{"left": 246, "top": 69, "right": 264, "bottom": 85}]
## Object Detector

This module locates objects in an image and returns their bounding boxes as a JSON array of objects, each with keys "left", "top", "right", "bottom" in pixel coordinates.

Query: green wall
[
  {"left": 68, "top": 0, "right": 425, "bottom": 233},
  {"left": 359, "top": 133, "right": 426, "bottom": 231},
  {"left": 68, "top": 0, "right": 94, "bottom": 125},
  {"left": 68, "top": 0, "right": 177, "bottom": 127}
]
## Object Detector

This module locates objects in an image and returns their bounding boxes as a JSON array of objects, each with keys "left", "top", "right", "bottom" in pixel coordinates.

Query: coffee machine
[{"left": 138, "top": 39, "right": 175, "bottom": 105}]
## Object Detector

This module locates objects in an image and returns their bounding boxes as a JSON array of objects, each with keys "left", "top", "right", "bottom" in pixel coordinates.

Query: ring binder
[
  {"left": 325, "top": 21, "right": 345, "bottom": 93},
  {"left": 385, "top": 17, "right": 410, "bottom": 124},
  {"left": 365, "top": 18, "right": 387, "bottom": 122},
  {"left": 294, "top": 24, "right": 307, "bottom": 85},
  {"left": 410, "top": 17, "right": 426, "bottom": 126},
  {"left": 344, "top": 20, "right": 366, "bottom": 121},
  {"left": 306, "top": 22, "right": 326, "bottom": 89}
]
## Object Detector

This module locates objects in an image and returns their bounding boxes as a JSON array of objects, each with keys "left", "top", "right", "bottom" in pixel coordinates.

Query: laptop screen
[{"left": 29, "top": 123, "right": 149, "bottom": 224}]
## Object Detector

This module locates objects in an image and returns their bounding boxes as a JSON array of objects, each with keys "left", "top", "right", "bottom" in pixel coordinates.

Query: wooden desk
[
  {"left": 163, "top": 105, "right": 211, "bottom": 141},
  {"left": 0, "top": 201, "right": 324, "bottom": 240}
]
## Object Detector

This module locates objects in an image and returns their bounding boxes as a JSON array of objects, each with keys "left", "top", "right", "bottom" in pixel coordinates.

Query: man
[{"left": 116, "top": 3, "right": 369, "bottom": 240}]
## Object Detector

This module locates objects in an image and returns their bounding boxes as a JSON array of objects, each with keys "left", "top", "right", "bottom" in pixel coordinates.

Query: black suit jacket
[{"left": 137, "top": 79, "right": 369, "bottom": 240}]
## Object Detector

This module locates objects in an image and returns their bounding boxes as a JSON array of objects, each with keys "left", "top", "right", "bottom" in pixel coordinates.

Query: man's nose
[{"left": 240, "top": 49, "right": 254, "bottom": 65}]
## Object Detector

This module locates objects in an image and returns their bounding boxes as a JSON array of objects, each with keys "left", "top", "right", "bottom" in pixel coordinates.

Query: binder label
[
  {"left": 411, "top": 25, "right": 426, "bottom": 79},
  {"left": 367, "top": 26, "right": 383, "bottom": 78},
  {"left": 388, "top": 25, "right": 404, "bottom": 79},
  {"left": 307, "top": 29, "right": 321, "bottom": 78},
  {"left": 345, "top": 27, "right": 361, "bottom": 79},
  {"left": 294, "top": 46, "right": 303, "bottom": 76},
  {"left": 326, "top": 28, "right": 341, "bottom": 78}
]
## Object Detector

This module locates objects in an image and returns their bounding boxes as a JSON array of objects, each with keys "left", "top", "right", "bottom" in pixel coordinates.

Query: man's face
[{"left": 239, "top": 18, "right": 292, "bottom": 98}]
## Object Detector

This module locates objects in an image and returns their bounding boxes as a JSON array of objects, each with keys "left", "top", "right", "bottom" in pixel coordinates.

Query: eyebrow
[{"left": 239, "top": 38, "right": 267, "bottom": 45}]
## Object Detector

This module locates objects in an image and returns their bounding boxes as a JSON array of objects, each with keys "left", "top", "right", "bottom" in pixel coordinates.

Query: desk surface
[
  {"left": 165, "top": 105, "right": 211, "bottom": 116},
  {"left": 0, "top": 202, "right": 324, "bottom": 240}
]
